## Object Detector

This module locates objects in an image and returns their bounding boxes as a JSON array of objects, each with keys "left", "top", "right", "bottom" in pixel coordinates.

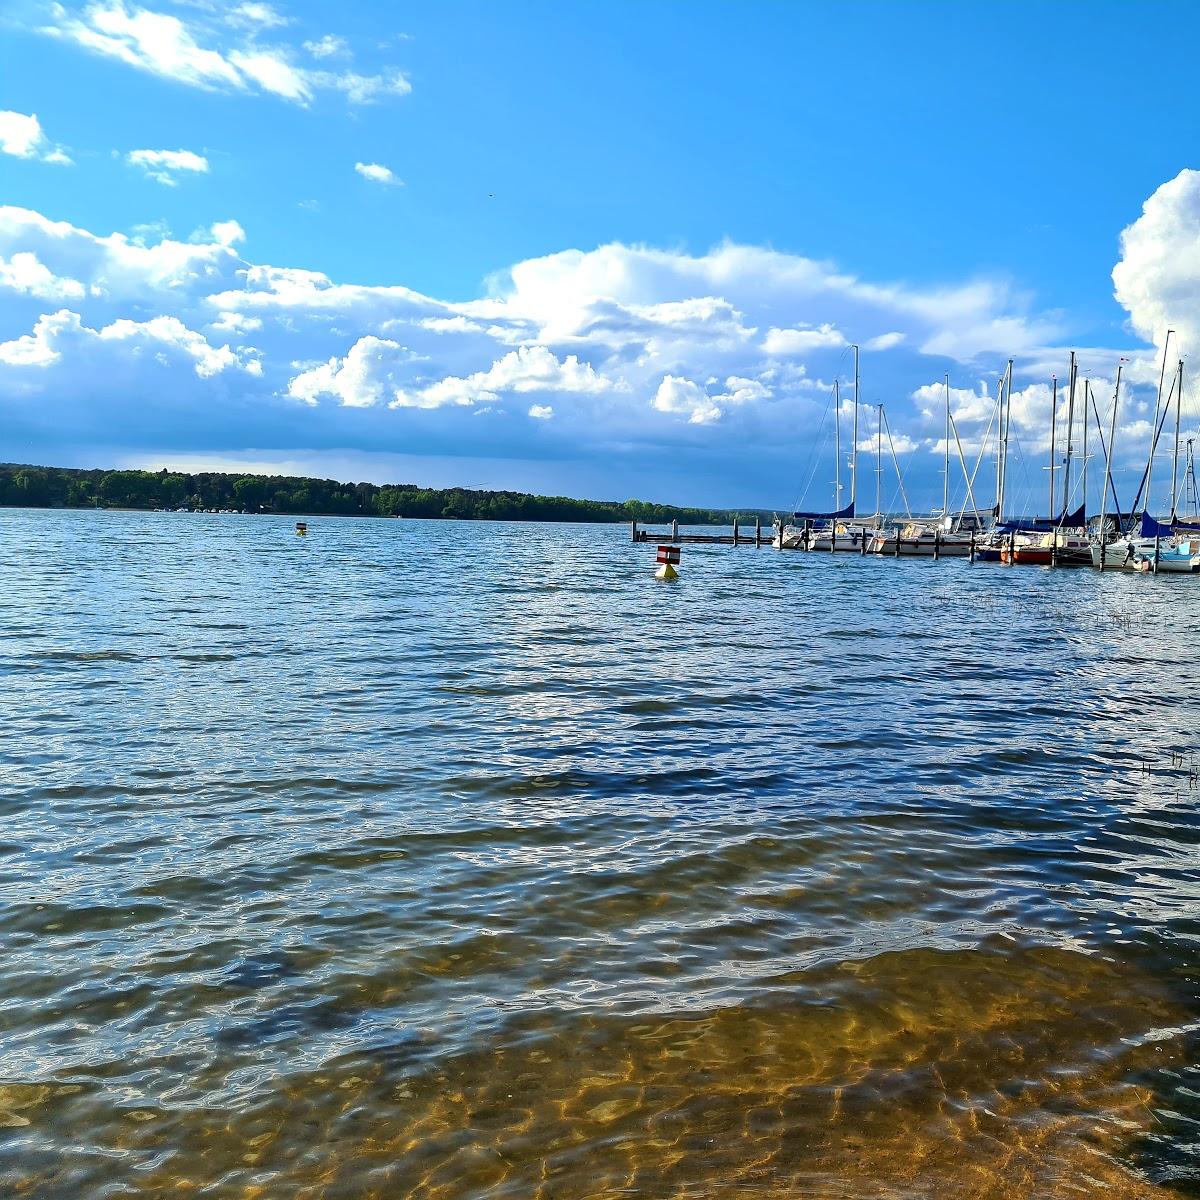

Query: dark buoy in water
[{"left": 295, "top": 521, "right": 308, "bottom": 537}]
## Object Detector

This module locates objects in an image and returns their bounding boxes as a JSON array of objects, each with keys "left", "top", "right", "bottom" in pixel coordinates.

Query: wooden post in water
[
  {"left": 671, "top": 518, "right": 679, "bottom": 542},
  {"left": 933, "top": 529, "right": 941, "bottom": 560},
  {"left": 755, "top": 515, "right": 762, "bottom": 547},
  {"left": 631, "top": 520, "right": 638, "bottom": 543},
  {"left": 831, "top": 522, "right": 837, "bottom": 552},
  {"left": 733, "top": 517, "right": 740, "bottom": 546},
  {"left": 893, "top": 531, "right": 900, "bottom": 558},
  {"left": 969, "top": 531, "right": 976, "bottom": 563}
]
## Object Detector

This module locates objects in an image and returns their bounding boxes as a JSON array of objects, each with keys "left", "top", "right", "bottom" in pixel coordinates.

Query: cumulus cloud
[
  {"left": 41, "top": 2, "right": 411, "bottom": 106},
  {"left": 127, "top": 147, "right": 209, "bottom": 185},
  {"left": 528, "top": 404, "right": 554, "bottom": 419},
  {"left": 0, "top": 111, "right": 72, "bottom": 164},
  {"left": 1113, "top": 168, "right": 1200, "bottom": 359},
  {"left": 0, "top": 252, "right": 87, "bottom": 301},
  {"left": 0, "top": 205, "right": 245, "bottom": 304},
  {"left": 0, "top": 308, "right": 253, "bottom": 378},
  {"left": 288, "top": 336, "right": 421, "bottom": 408},
  {"left": 354, "top": 161, "right": 402, "bottom": 186},
  {"left": 652, "top": 376, "right": 721, "bottom": 424}
]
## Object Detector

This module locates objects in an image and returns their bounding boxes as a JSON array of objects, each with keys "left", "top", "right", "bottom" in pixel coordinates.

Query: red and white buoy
[{"left": 655, "top": 544, "right": 680, "bottom": 580}]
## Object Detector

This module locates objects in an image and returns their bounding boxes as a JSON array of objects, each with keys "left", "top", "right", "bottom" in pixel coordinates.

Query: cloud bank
[{"left": 1, "top": 169, "right": 1196, "bottom": 506}]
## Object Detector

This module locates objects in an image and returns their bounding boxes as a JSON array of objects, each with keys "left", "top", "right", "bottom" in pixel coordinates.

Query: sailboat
[
  {"left": 1093, "top": 338, "right": 1197, "bottom": 570},
  {"left": 870, "top": 375, "right": 985, "bottom": 556},
  {"left": 779, "top": 344, "right": 880, "bottom": 551},
  {"left": 1002, "top": 354, "right": 1091, "bottom": 566}
]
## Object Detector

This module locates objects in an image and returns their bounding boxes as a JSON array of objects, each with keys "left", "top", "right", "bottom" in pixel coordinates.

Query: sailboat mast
[
  {"left": 1082, "top": 379, "right": 1089, "bottom": 519},
  {"left": 1000, "top": 359, "right": 1013, "bottom": 522},
  {"left": 994, "top": 376, "right": 1005, "bottom": 519},
  {"left": 875, "top": 402, "right": 883, "bottom": 522},
  {"left": 834, "top": 379, "right": 841, "bottom": 511},
  {"left": 943, "top": 374, "right": 950, "bottom": 518},
  {"left": 1049, "top": 374, "right": 1057, "bottom": 517},
  {"left": 1172, "top": 359, "right": 1183, "bottom": 521},
  {"left": 1100, "top": 362, "right": 1123, "bottom": 537},
  {"left": 1061, "top": 352, "right": 1076, "bottom": 518},
  {"left": 1146, "top": 329, "right": 1174, "bottom": 516},
  {"left": 851, "top": 344, "right": 859, "bottom": 513}
]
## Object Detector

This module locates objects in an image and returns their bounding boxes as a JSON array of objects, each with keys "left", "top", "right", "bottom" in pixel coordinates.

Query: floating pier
[{"left": 632, "top": 517, "right": 769, "bottom": 547}]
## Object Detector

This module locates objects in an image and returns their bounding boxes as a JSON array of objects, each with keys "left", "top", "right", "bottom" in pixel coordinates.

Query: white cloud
[
  {"left": 720, "top": 375, "right": 771, "bottom": 406},
  {"left": 320, "top": 70, "right": 411, "bottom": 103},
  {"left": 42, "top": 2, "right": 410, "bottom": 107},
  {"left": 867, "top": 331, "right": 905, "bottom": 351},
  {"left": 652, "top": 375, "right": 721, "bottom": 424},
  {"left": 208, "top": 219, "right": 245, "bottom": 247},
  {"left": 50, "top": 3, "right": 246, "bottom": 91},
  {"left": 355, "top": 161, "right": 402, "bottom": 186},
  {"left": 288, "top": 336, "right": 421, "bottom": 408},
  {"left": 0, "top": 308, "right": 252, "bottom": 378},
  {"left": 226, "top": 2, "right": 288, "bottom": 29},
  {"left": 304, "top": 34, "right": 348, "bottom": 59},
  {"left": 762, "top": 323, "right": 846, "bottom": 356},
  {"left": 420, "top": 315, "right": 488, "bottom": 335},
  {"left": 0, "top": 205, "right": 244, "bottom": 303},
  {"left": 127, "top": 147, "right": 209, "bottom": 185},
  {"left": 0, "top": 111, "right": 72, "bottom": 164},
  {"left": 1112, "top": 168, "right": 1200, "bottom": 360},
  {"left": 393, "top": 345, "right": 614, "bottom": 409},
  {"left": 528, "top": 404, "right": 554, "bottom": 419},
  {"left": 0, "top": 252, "right": 87, "bottom": 301},
  {"left": 227, "top": 48, "right": 311, "bottom": 102},
  {"left": 210, "top": 311, "right": 262, "bottom": 334}
]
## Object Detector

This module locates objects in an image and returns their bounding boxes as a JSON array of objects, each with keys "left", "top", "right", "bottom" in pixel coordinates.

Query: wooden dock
[{"left": 632, "top": 518, "right": 772, "bottom": 547}]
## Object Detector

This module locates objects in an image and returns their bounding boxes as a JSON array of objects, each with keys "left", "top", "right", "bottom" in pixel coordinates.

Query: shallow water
[{"left": 1, "top": 508, "right": 1199, "bottom": 1198}]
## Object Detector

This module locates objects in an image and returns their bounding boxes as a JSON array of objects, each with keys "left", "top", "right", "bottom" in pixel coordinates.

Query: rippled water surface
[{"left": 3, "top": 507, "right": 1200, "bottom": 1198}]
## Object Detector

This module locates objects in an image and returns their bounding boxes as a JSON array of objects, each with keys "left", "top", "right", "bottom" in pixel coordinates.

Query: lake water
[{"left": 2, "top": 507, "right": 1199, "bottom": 1198}]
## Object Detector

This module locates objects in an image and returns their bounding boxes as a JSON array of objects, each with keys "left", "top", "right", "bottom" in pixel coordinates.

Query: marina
[{"left": 635, "top": 340, "right": 1200, "bottom": 578}]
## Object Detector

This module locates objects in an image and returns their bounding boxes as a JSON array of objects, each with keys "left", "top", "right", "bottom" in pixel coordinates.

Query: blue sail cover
[
  {"left": 1140, "top": 512, "right": 1175, "bottom": 539},
  {"left": 997, "top": 503, "right": 1086, "bottom": 533},
  {"left": 792, "top": 501, "right": 855, "bottom": 521}
]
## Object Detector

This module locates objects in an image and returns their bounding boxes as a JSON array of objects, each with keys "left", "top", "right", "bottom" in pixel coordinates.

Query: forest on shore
[{"left": 0, "top": 463, "right": 768, "bottom": 525}]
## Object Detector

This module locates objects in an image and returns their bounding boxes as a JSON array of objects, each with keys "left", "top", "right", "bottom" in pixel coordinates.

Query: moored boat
[{"left": 1000, "top": 527, "right": 1093, "bottom": 566}]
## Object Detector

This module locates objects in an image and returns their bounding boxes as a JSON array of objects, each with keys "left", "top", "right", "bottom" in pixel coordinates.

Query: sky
[{"left": 3, "top": 0, "right": 1200, "bottom": 513}]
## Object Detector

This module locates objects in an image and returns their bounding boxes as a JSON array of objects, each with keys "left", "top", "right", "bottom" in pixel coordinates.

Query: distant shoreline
[{"left": 0, "top": 462, "right": 774, "bottom": 526}]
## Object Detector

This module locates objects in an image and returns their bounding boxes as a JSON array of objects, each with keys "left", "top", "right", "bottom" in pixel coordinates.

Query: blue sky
[{"left": 3, "top": 0, "right": 1200, "bottom": 512}]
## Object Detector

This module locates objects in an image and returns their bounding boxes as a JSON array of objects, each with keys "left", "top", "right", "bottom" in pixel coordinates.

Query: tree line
[{"left": 0, "top": 464, "right": 768, "bottom": 525}]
